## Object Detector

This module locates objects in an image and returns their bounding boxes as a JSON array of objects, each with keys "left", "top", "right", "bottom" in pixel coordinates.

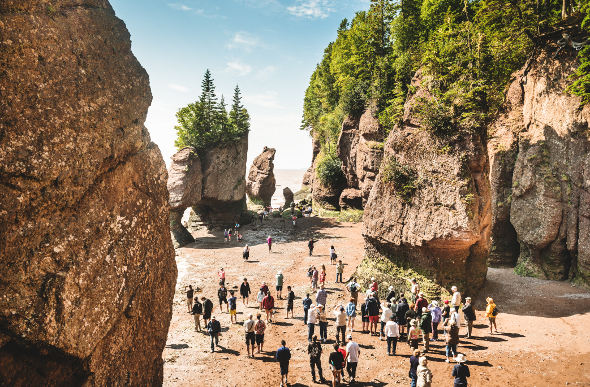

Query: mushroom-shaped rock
[
  {"left": 283, "top": 187, "right": 294, "bottom": 208},
  {"left": 246, "top": 146, "right": 276, "bottom": 205}
]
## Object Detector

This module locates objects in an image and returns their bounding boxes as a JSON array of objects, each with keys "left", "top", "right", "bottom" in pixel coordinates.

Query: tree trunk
[{"left": 562, "top": 0, "right": 571, "bottom": 19}]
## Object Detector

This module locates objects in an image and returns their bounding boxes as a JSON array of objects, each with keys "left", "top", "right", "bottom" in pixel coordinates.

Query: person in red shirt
[
  {"left": 370, "top": 277, "right": 378, "bottom": 293},
  {"left": 414, "top": 293, "right": 429, "bottom": 316},
  {"left": 337, "top": 343, "right": 347, "bottom": 380},
  {"left": 218, "top": 268, "right": 226, "bottom": 285},
  {"left": 262, "top": 292, "right": 275, "bottom": 323}
]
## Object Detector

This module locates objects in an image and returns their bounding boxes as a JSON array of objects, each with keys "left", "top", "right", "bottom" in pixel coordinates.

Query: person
[
  {"left": 228, "top": 290, "right": 237, "bottom": 323},
  {"left": 308, "top": 238, "right": 317, "bottom": 256},
  {"left": 319, "top": 265, "right": 327, "bottom": 286},
  {"left": 366, "top": 293, "right": 380, "bottom": 336},
  {"left": 185, "top": 285, "right": 194, "bottom": 313},
  {"left": 290, "top": 201, "right": 296, "bottom": 215},
  {"left": 386, "top": 286, "right": 396, "bottom": 304},
  {"left": 276, "top": 270, "right": 284, "bottom": 299},
  {"left": 396, "top": 297, "right": 409, "bottom": 338},
  {"left": 292, "top": 214, "right": 297, "bottom": 227},
  {"left": 414, "top": 292, "right": 428, "bottom": 316},
  {"left": 243, "top": 244, "right": 250, "bottom": 261},
  {"left": 336, "top": 260, "right": 344, "bottom": 283},
  {"left": 307, "top": 304, "right": 318, "bottom": 342},
  {"left": 286, "top": 286, "right": 295, "bottom": 318},
  {"left": 218, "top": 284, "right": 228, "bottom": 313},
  {"left": 328, "top": 343, "right": 344, "bottom": 386},
  {"left": 333, "top": 305, "right": 347, "bottom": 344},
  {"left": 420, "top": 307, "right": 432, "bottom": 352},
  {"left": 240, "top": 278, "right": 251, "bottom": 306},
  {"left": 191, "top": 297, "right": 203, "bottom": 332},
  {"left": 262, "top": 291, "right": 275, "bottom": 323},
  {"left": 462, "top": 297, "right": 476, "bottom": 338},
  {"left": 303, "top": 293, "right": 313, "bottom": 325},
  {"left": 312, "top": 267, "right": 319, "bottom": 291},
  {"left": 408, "top": 349, "right": 420, "bottom": 387},
  {"left": 224, "top": 228, "right": 229, "bottom": 242},
  {"left": 244, "top": 313, "right": 256, "bottom": 358},
  {"left": 345, "top": 298, "right": 356, "bottom": 331},
  {"left": 202, "top": 297, "right": 213, "bottom": 328},
  {"left": 337, "top": 343, "right": 347, "bottom": 380},
  {"left": 384, "top": 315, "right": 399, "bottom": 355},
  {"left": 218, "top": 268, "right": 226, "bottom": 285},
  {"left": 442, "top": 300, "right": 451, "bottom": 325},
  {"left": 408, "top": 319, "right": 422, "bottom": 350},
  {"left": 308, "top": 335, "right": 325, "bottom": 383},
  {"left": 360, "top": 299, "right": 369, "bottom": 333},
  {"left": 347, "top": 278, "right": 360, "bottom": 305},
  {"left": 258, "top": 212, "right": 263, "bottom": 225},
  {"left": 451, "top": 286, "right": 462, "bottom": 312},
  {"left": 379, "top": 302, "right": 393, "bottom": 340},
  {"left": 257, "top": 287, "right": 265, "bottom": 311},
  {"left": 237, "top": 233, "right": 243, "bottom": 241},
  {"left": 405, "top": 303, "right": 417, "bottom": 334},
  {"left": 207, "top": 316, "right": 221, "bottom": 352},
  {"left": 452, "top": 354, "right": 470, "bottom": 387},
  {"left": 345, "top": 335, "right": 360, "bottom": 383},
  {"left": 330, "top": 245, "right": 337, "bottom": 265},
  {"left": 410, "top": 278, "right": 420, "bottom": 303},
  {"left": 275, "top": 340, "right": 292, "bottom": 387},
  {"left": 369, "top": 277, "right": 378, "bottom": 295},
  {"left": 260, "top": 282, "right": 269, "bottom": 295},
  {"left": 307, "top": 266, "right": 314, "bottom": 285},
  {"left": 318, "top": 304, "right": 328, "bottom": 343},
  {"left": 254, "top": 313, "right": 266, "bottom": 353},
  {"left": 450, "top": 303, "right": 461, "bottom": 329},
  {"left": 267, "top": 235, "right": 273, "bottom": 252},
  {"left": 445, "top": 320, "right": 460, "bottom": 362},
  {"left": 429, "top": 300, "right": 442, "bottom": 341},
  {"left": 485, "top": 297, "right": 498, "bottom": 334},
  {"left": 416, "top": 356, "right": 433, "bottom": 387},
  {"left": 316, "top": 284, "right": 327, "bottom": 307},
  {"left": 228, "top": 227, "right": 232, "bottom": 241}
]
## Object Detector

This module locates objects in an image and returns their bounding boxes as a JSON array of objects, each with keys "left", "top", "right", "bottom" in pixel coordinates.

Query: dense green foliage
[
  {"left": 302, "top": 0, "right": 583, "bottom": 155},
  {"left": 175, "top": 70, "right": 250, "bottom": 151},
  {"left": 380, "top": 156, "right": 418, "bottom": 202},
  {"left": 570, "top": 1, "right": 590, "bottom": 104},
  {"left": 316, "top": 151, "right": 346, "bottom": 188}
]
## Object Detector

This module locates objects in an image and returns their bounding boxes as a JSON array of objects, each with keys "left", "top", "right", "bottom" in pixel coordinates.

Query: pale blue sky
[{"left": 109, "top": 0, "right": 369, "bottom": 169}]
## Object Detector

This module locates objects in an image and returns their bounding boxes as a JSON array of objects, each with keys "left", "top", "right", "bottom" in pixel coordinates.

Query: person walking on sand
[
  {"left": 336, "top": 260, "right": 344, "bottom": 283},
  {"left": 328, "top": 343, "right": 345, "bottom": 386},
  {"left": 191, "top": 297, "right": 203, "bottom": 332},
  {"left": 257, "top": 287, "right": 265, "bottom": 311},
  {"left": 207, "top": 316, "right": 221, "bottom": 352},
  {"left": 345, "top": 298, "right": 356, "bottom": 332},
  {"left": 420, "top": 307, "right": 432, "bottom": 352},
  {"left": 416, "top": 356, "right": 433, "bottom": 387},
  {"left": 442, "top": 300, "right": 451, "bottom": 325},
  {"left": 318, "top": 304, "right": 328, "bottom": 343},
  {"left": 276, "top": 270, "right": 284, "bottom": 299},
  {"left": 218, "top": 283, "right": 228, "bottom": 313},
  {"left": 410, "top": 278, "right": 420, "bottom": 303},
  {"left": 333, "top": 305, "right": 347, "bottom": 344},
  {"left": 308, "top": 335, "right": 326, "bottom": 383},
  {"left": 286, "top": 286, "right": 295, "bottom": 318},
  {"left": 445, "top": 320, "right": 460, "bottom": 362},
  {"left": 312, "top": 267, "right": 319, "bottom": 291},
  {"left": 462, "top": 297, "right": 476, "bottom": 338},
  {"left": 345, "top": 334, "right": 360, "bottom": 383},
  {"left": 244, "top": 313, "right": 256, "bottom": 358},
  {"left": 185, "top": 285, "right": 194, "bottom": 313},
  {"left": 485, "top": 297, "right": 498, "bottom": 334},
  {"left": 275, "top": 340, "right": 292, "bottom": 387},
  {"left": 262, "top": 291, "right": 275, "bottom": 323},
  {"left": 451, "top": 286, "right": 461, "bottom": 312},
  {"left": 254, "top": 313, "right": 266, "bottom": 353},
  {"left": 429, "top": 300, "right": 442, "bottom": 341},
  {"left": 396, "top": 297, "right": 409, "bottom": 338},
  {"left": 316, "top": 284, "right": 327, "bottom": 307},
  {"left": 308, "top": 238, "right": 317, "bottom": 256},
  {"left": 303, "top": 293, "right": 313, "bottom": 325},
  {"left": 240, "top": 278, "right": 251, "bottom": 306},
  {"left": 330, "top": 245, "right": 337, "bottom": 265},
  {"left": 366, "top": 293, "right": 380, "bottom": 336},
  {"left": 307, "top": 304, "right": 319, "bottom": 342},
  {"left": 224, "top": 228, "right": 229, "bottom": 242},
  {"left": 267, "top": 235, "right": 273, "bottom": 253},
  {"left": 218, "top": 268, "right": 226, "bottom": 285},
  {"left": 408, "top": 319, "right": 422, "bottom": 351},
  {"left": 379, "top": 302, "right": 393, "bottom": 340},
  {"left": 228, "top": 290, "right": 238, "bottom": 324},
  {"left": 319, "top": 265, "right": 327, "bottom": 287},
  {"left": 242, "top": 244, "right": 250, "bottom": 261},
  {"left": 360, "top": 299, "right": 369, "bottom": 333},
  {"left": 202, "top": 296, "right": 213, "bottom": 328},
  {"left": 408, "top": 349, "right": 420, "bottom": 387},
  {"left": 452, "top": 354, "right": 470, "bottom": 387},
  {"left": 384, "top": 315, "right": 399, "bottom": 355},
  {"left": 347, "top": 277, "right": 360, "bottom": 305}
]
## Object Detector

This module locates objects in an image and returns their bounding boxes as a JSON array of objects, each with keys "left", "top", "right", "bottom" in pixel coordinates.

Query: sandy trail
[{"left": 163, "top": 217, "right": 590, "bottom": 386}]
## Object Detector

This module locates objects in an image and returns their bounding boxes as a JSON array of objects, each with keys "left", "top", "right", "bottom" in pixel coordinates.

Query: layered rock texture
[
  {"left": 363, "top": 72, "right": 491, "bottom": 294},
  {"left": 0, "top": 1, "right": 176, "bottom": 385},
  {"left": 488, "top": 48, "right": 590, "bottom": 284},
  {"left": 283, "top": 187, "right": 294, "bottom": 208},
  {"left": 246, "top": 146, "right": 276, "bottom": 205}
]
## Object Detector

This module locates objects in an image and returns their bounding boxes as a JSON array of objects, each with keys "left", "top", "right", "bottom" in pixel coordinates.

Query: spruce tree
[{"left": 230, "top": 85, "right": 250, "bottom": 134}]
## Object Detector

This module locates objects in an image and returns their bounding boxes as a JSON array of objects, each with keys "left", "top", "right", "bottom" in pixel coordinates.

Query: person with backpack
[
  {"left": 419, "top": 307, "right": 432, "bottom": 352},
  {"left": 347, "top": 278, "right": 359, "bottom": 305},
  {"left": 462, "top": 297, "right": 476, "bottom": 338},
  {"left": 207, "top": 316, "right": 221, "bottom": 352},
  {"left": 485, "top": 297, "right": 498, "bottom": 334},
  {"left": 345, "top": 298, "right": 356, "bottom": 332},
  {"left": 308, "top": 335, "right": 326, "bottom": 383},
  {"left": 202, "top": 296, "right": 214, "bottom": 328},
  {"left": 191, "top": 297, "right": 203, "bottom": 332},
  {"left": 329, "top": 245, "right": 337, "bottom": 265}
]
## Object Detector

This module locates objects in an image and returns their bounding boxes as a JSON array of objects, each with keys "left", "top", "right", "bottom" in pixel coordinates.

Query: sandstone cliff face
[
  {"left": 488, "top": 49, "right": 590, "bottom": 283},
  {"left": 0, "top": 1, "right": 176, "bottom": 385},
  {"left": 302, "top": 134, "right": 321, "bottom": 188},
  {"left": 246, "top": 146, "right": 276, "bottom": 205},
  {"left": 363, "top": 72, "right": 491, "bottom": 294}
]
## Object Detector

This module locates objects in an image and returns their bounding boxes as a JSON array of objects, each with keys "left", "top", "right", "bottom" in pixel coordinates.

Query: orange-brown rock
[
  {"left": 246, "top": 146, "right": 276, "bottom": 205},
  {"left": 0, "top": 1, "right": 176, "bottom": 384}
]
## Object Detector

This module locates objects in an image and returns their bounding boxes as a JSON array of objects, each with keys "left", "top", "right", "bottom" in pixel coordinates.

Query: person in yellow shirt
[{"left": 485, "top": 297, "right": 498, "bottom": 334}]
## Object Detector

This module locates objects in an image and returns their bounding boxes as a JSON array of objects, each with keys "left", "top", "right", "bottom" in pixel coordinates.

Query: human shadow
[
  {"left": 467, "top": 359, "right": 493, "bottom": 367},
  {"left": 272, "top": 321, "right": 294, "bottom": 327},
  {"left": 216, "top": 346, "right": 240, "bottom": 356},
  {"left": 497, "top": 332, "right": 525, "bottom": 338},
  {"left": 476, "top": 335, "right": 507, "bottom": 343},
  {"left": 165, "top": 343, "right": 189, "bottom": 349}
]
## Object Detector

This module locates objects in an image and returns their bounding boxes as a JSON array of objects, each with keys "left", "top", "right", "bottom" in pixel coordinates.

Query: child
[
  {"left": 286, "top": 286, "right": 295, "bottom": 318},
  {"left": 361, "top": 302, "right": 369, "bottom": 333},
  {"left": 223, "top": 229, "right": 228, "bottom": 242},
  {"left": 228, "top": 290, "right": 237, "bottom": 323}
]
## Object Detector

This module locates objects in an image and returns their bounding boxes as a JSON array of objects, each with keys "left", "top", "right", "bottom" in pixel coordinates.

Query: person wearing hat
[
  {"left": 485, "top": 297, "right": 498, "bottom": 334},
  {"left": 452, "top": 354, "right": 470, "bottom": 387},
  {"left": 206, "top": 315, "right": 221, "bottom": 352},
  {"left": 408, "top": 348, "right": 420, "bottom": 387},
  {"left": 451, "top": 286, "right": 461, "bottom": 312},
  {"left": 370, "top": 277, "right": 378, "bottom": 293},
  {"left": 429, "top": 300, "right": 442, "bottom": 341},
  {"left": 441, "top": 300, "right": 451, "bottom": 325},
  {"left": 386, "top": 286, "right": 396, "bottom": 304},
  {"left": 419, "top": 307, "right": 432, "bottom": 352},
  {"left": 307, "top": 335, "right": 325, "bottom": 383},
  {"left": 275, "top": 270, "right": 284, "bottom": 300},
  {"left": 416, "top": 356, "right": 433, "bottom": 387},
  {"left": 407, "top": 318, "right": 422, "bottom": 350},
  {"left": 345, "top": 334, "right": 360, "bottom": 383},
  {"left": 444, "top": 320, "right": 460, "bottom": 363},
  {"left": 462, "top": 297, "right": 476, "bottom": 338},
  {"left": 262, "top": 291, "right": 275, "bottom": 323}
]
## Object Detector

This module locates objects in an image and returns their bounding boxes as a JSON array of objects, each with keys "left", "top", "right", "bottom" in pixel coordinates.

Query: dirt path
[{"left": 163, "top": 217, "right": 590, "bottom": 386}]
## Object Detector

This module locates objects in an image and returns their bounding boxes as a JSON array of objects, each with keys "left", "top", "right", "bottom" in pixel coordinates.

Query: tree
[{"left": 230, "top": 85, "right": 250, "bottom": 134}]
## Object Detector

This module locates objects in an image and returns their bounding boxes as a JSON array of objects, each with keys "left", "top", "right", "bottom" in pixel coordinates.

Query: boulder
[
  {"left": 339, "top": 188, "right": 363, "bottom": 210},
  {"left": 489, "top": 48, "right": 590, "bottom": 283},
  {"left": 246, "top": 146, "right": 276, "bottom": 205},
  {"left": 363, "top": 70, "right": 491, "bottom": 294},
  {"left": 0, "top": 1, "right": 176, "bottom": 385},
  {"left": 283, "top": 187, "right": 294, "bottom": 208}
]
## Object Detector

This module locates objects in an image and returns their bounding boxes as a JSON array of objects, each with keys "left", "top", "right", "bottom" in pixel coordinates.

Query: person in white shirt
[
  {"left": 243, "top": 314, "right": 256, "bottom": 358},
  {"left": 451, "top": 286, "right": 461, "bottom": 312},
  {"left": 333, "top": 305, "right": 347, "bottom": 344},
  {"left": 379, "top": 302, "right": 393, "bottom": 340},
  {"left": 345, "top": 335, "right": 360, "bottom": 383},
  {"left": 384, "top": 316, "right": 400, "bottom": 355},
  {"left": 410, "top": 278, "right": 420, "bottom": 302},
  {"left": 307, "top": 304, "right": 318, "bottom": 343}
]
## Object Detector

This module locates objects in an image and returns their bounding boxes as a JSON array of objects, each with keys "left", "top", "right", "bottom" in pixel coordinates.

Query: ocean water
[{"left": 271, "top": 169, "right": 306, "bottom": 208}]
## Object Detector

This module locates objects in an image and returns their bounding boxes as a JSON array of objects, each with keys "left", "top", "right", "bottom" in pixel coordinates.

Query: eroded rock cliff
[
  {"left": 246, "top": 146, "right": 276, "bottom": 205},
  {"left": 0, "top": 1, "right": 176, "bottom": 385},
  {"left": 363, "top": 72, "right": 491, "bottom": 294}
]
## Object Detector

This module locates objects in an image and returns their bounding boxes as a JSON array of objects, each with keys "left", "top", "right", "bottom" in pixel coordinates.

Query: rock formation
[
  {"left": 363, "top": 71, "right": 491, "bottom": 294},
  {"left": 283, "top": 187, "right": 294, "bottom": 208},
  {"left": 0, "top": 1, "right": 176, "bottom": 385},
  {"left": 302, "top": 134, "right": 321, "bottom": 189},
  {"left": 488, "top": 47, "right": 590, "bottom": 284},
  {"left": 246, "top": 146, "right": 276, "bottom": 205}
]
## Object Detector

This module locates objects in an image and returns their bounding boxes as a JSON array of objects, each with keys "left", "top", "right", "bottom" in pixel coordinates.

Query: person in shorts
[
  {"left": 185, "top": 285, "right": 194, "bottom": 312},
  {"left": 202, "top": 297, "right": 213, "bottom": 327},
  {"left": 286, "top": 285, "right": 295, "bottom": 318},
  {"left": 366, "top": 293, "right": 380, "bottom": 336},
  {"left": 218, "top": 284, "right": 228, "bottom": 312},
  {"left": 276, "top": 270, "right": 284, "bottom": 299},
  {"left": 228, "top": 290, "right": 237, "bottom": 323},
  {"left": 328, "top": 343, "right": 344, "bottom": 385},
  {"left": 244, "top": 313, "right": 256, "bottom": 358},
  {"left": 275, "top": 340, "right": 291, "bottom": 387},
  {"left": 254, "top": 313, "right": 266, "bottom": 353}
]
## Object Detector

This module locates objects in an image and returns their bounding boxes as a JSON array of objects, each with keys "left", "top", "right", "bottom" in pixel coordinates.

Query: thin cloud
[
  {"left": 287, "top": 0, "right": 334, "bottom": 19},
  {"left": 226, "top": 61, "right": 253, "bottom": 76},
  {"left": 168, "top": 83, "right": 190, "bottom": 93},
  {"left": 244, "top": 91, "right": 283, "bottom": 109},
  {"left": 256, "top": 65, "right": 277, "bottom": 80},
  {"left": 168, "top": 3, "right": 192, "bottom": 11},
  {"left": 227, "top": 32, "right": 261, "bottom": 51}
]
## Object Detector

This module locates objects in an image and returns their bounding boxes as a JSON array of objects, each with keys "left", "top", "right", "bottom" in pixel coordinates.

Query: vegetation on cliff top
[{"left": 174, "top": 70, "right": 250, "bottom": 152}]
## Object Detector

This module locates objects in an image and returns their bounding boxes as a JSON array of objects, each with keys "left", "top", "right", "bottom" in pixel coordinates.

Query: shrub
[
  {"left": 316, "top": 153, "right": 346, "bottom": 189},
  {"left": 381, "top": 156, "right": 418, "bottom": 203}
]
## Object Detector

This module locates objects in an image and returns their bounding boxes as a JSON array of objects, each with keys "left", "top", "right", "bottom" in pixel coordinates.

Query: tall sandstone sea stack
[
  {"left": 0, "top": 1, "right": 176, "bottom": 385},
  {"left": 246, "top": 146, "right": 276, "bottom": 206},
  {"left": 363, "top": 71, "right": 491, "bottom": 294}
]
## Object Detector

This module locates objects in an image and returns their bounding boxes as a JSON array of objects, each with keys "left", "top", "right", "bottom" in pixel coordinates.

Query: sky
[{"left": 109, "top": 0, "right": 370, "bottom": 170}]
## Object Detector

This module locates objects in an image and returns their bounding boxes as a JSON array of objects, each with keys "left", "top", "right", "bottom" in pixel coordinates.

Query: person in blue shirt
[
  {"left": 228, "top": 291, "right": 237, "bottom": 324},
  {"left": 275, "top": 340, "right": 292, "bottom": 387},
  {"left": 302, "top": 293, "right": 313, "bottom": 325},
  {"left": 452, "top": 353, "right": 470, "bottom": 387}
]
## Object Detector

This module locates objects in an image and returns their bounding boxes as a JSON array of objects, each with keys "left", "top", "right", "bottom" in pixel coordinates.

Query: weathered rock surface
[
  {"left": 488, "top": 48, "right": 590, "bottom": 283},
  {"left": 312, "top": 176, "right": 344, "bottom": 210},
  {"left": 339, "top": 188, "right": 363, "bottom": 210},
  {"left": 363, "top": 71, "right": 491, "bottom": 294},
  {"left": 246, "top": 146, "right": 276, "bottom": 205},
  {"left": 283, "top": 187, "right": 294, "bottom": 208},
  {"left": 0, "top": 1, "right": 176, "bottom": 385},
  {"left": 302, "top": 134, "right": 321, "bottom": 188}
]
